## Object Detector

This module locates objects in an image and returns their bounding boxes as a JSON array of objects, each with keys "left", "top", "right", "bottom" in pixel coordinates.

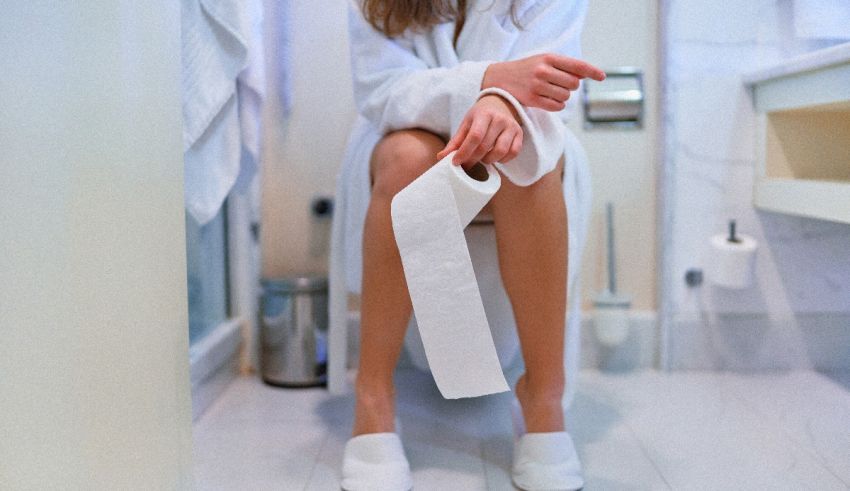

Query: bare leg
[
  {"left": 353, "top": 129, "right": 446, "bottom": 436},
  {"left": 489, "top": 158, "right": 568, "bottom": 433}
]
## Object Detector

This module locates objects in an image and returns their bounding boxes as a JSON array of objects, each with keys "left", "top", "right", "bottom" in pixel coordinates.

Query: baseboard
[
  {"left": 347, "top": 310, "right": 660, "bottom": 371},
  {"left": 668, "top": 312, "right": 850, "bottom": 370},
  {"left": 341, "top": 309, "right": 850, "bottom": 372},
  {"left": 189, "top": 319, "right": 242, "bottom": 421}
]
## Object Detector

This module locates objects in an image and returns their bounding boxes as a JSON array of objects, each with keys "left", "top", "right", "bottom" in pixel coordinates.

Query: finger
[
  {"left": 537, "top": 82, "right": 571, "bottom": 103},
  {"left": 544, "top": 67, "right": 581, "bottom": 90},
  {"left": 481, "top": 129, "right": 515, "bottom": 164},
  {"left": 547, "top": 54, "right": 606, "bottom": 81},
  {"left": 530, "top": 94, "right": 566, "bottom": 112},
  {"left": 466, "top": 118, "right": 505, "bottom": 166},
  {"left": 439, "top": 116, "right": 471, "bottom": 159},
  {"left": 507, "top": 130, "right": 523, "bottom": 161},
  {"left": 474, "top": 118, "right": 505, "bottom": 159},
  {"left": 454, "top": 114, "right": 491, "bottom": 165},
  {"left": 499, "top": 130, "right": 522, "bottom": 163}
]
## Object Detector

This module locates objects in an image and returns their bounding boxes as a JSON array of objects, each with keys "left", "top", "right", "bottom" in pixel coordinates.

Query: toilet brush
[{"left": 593, "top": 202, "right": 632, "bottom": 347}]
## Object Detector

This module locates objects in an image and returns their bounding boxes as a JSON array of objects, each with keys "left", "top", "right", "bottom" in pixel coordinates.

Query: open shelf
[
  {"left": 765, "top": 101, "right": 850, "bottom": 183},
  {"left": 746, "top": 43, "right": 850, "bottom": 224}
]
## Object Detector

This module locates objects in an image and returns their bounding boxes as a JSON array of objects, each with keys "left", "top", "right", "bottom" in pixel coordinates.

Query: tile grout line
[
  {"left": 723, "top": 373, "right": 850, "bottom": 486},
  {"left": 193, "top": 377, "right": 243, "bottom": 429},
  {"left": 303, "top": 432, "right": 332, "bottom": 491},
  {"left": 620, "top": 417, "right": 675, "bottom": 491},
  {"left": 720, "top": 372, "right": 850, "bottom": 488},
  {"left": 578, "top": 372, "right": 675, "bottom": 490},
  {"left": 478, "top": 436, "right": 499, "bottom": 491},
  {"left": 601, "top": 372, "right": 675, "bottom": 490},
  {"left": 478, "top": 438, "right": 488, "bottom": 490}
]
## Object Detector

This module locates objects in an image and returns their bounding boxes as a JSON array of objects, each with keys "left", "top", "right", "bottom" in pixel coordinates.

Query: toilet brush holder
[
  {"left": 593, "top": 202, "right": 632, "bottom": 347},
  {"left": 593, "top": 290, "right": 631, "bottom": 347}
]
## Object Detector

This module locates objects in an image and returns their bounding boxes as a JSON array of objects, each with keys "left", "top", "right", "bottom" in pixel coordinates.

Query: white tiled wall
[{"left": 663, "top": 0, "right": 850, "bottom": 368}]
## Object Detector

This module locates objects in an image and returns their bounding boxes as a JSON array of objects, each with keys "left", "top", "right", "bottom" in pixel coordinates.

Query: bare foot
[
  {"left": 352, "top": 381, "right": 396, "bottom": 436},
  {"left": 515, "top": 373, "right": 565, "bottom": 433}
]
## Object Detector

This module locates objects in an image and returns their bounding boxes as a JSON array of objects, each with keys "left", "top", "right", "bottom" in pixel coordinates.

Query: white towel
[
  {"left": 793, "top": 0, "right": 850, "bottom": 39},
  {"left": 184, "top": 95, "right": 241, "bottom": 225},
  {"left": 181, "top": 0, "right": 245, "bottom": 151},
  {"left": 181, "top": 0, "right": 264, "bottom": 224},
  {"left": 235, "top": 0, "right": 266, "bottom": 193},
  {"left": 269, "top": 0, "right": 294, "bottom": 115}
]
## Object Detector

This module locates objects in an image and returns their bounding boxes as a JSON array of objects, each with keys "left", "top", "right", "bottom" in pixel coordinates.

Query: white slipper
[
  {"left": 341, "top": 421, "right": 412, "bottom": 491},
  {"left": 511, "top": 398, "right": 584, "bottom": 491}
]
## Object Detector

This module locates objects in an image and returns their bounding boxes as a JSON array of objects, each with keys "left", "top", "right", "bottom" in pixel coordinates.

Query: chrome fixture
[{"left": 582, "top": 67, "right": 644, "bottom": 129}]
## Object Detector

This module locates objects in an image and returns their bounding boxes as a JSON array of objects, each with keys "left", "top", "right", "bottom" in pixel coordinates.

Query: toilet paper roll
[
  {"left": 706, "top": 233, "right": 758, "bottom": 289},
  {"left": 391, "top": 153, "right": 510, "bottom": 399}
]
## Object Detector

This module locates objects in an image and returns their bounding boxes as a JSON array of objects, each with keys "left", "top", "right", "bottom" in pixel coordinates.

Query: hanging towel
[
  {"left": 269, "top": 0, "right": 294, "bottom": 114},
  {"left": 793, "top": 0, "right": 850, "bottom": 40},
  {"left": 181, "top": 0, "right": 246, "bottom": 151},
  {"left": 184, "top": 95, "right": 241, "bottom": 224},
  {"left": 235, "top": 0, "right": 266, "bottom": 193},
  {"left": 181, "top": 0, "right": 264, "bottom": 224}
]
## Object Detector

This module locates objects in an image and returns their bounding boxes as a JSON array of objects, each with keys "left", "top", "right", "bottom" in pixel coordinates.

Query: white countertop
[{"left": 743, "top": 42, "right": 850, "bottom": 85}]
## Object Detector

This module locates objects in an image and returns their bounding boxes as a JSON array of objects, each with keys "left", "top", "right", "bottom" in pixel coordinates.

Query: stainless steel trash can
[{"left": 260, "top": 276, "right": 328, "bottom": 387}]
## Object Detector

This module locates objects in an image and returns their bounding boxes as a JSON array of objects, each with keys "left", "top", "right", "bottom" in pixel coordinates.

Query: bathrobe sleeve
[
  {"left": 485, "top": 0, "right": 589, "bottom": 186},
  {"left": 348, "top": 0, "right": 491, "bottom": 138}
]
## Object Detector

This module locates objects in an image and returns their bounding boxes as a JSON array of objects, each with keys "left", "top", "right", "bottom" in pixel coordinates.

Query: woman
[{"left": 339, "top": 0, "right": 604, "bottom": 489}]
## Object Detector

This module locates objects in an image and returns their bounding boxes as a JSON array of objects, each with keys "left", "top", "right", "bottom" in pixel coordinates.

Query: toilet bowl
[
  {"left": 402, "top": 220, "right": 585, "bottom": 403},
  {"left": 401, "top": 133, "right": 590, "bottom": 405}
]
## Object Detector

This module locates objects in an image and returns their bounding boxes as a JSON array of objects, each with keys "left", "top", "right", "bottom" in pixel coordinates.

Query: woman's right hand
[
  {"left": 437, "top": 94, "right": 523, "bottom": 167},
  {"left": 482, "top": 54, "right": 606, "bottom": 112}
]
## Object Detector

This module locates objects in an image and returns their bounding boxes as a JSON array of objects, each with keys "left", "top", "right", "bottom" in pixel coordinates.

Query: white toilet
[
  {"left": 328, "top": 131, "right": 593, "bottom": 407},
  {"left": 400, "top": 131, "right": 591, "bottom": 406}
]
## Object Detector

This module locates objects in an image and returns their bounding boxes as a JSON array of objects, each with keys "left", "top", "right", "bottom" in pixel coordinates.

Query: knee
[
  {"left": 494, "top": 157, "right": 565, "bottom": 205},
  {"left": 370, "top": 130, "right": 445, "bottom": 200}
]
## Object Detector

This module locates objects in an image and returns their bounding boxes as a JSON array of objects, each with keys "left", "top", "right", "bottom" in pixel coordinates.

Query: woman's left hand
[{"left": 437, "top": 94, "right": 523, "bottom": 167}]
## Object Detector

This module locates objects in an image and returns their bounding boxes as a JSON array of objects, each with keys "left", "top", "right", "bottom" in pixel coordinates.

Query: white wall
[
  {"left": 663, "top": 0, "right": 850, "bottom": 369},
  {"left": 261, "top": 0, "right": 356, "bottom": 278},
  {"left": 0, "top": 2, "right": 193, "bottom": 488},
  {"left": 568, "top": 0, "right": 660, "bottom": 311}
]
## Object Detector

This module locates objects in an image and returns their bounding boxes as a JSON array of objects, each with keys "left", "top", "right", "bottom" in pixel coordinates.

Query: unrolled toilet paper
[
  {"left": 706, "top": 233, "right": 758, "bottom": 289},
  {"left": 391, "top": 153, "right": 510, "bottom": 399}
]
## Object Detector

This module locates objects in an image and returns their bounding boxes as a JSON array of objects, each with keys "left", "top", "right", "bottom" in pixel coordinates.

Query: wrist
[
  {"left": 478, "top": 93, "right": 521, "bottom": 123},
  {"left": 481, "top": 62, "right": 503, "bottom": 90}
]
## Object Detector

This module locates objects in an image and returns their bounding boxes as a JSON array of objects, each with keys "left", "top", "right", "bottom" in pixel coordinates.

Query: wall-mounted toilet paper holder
[{"left": 582, "top": 67, "right": 644, "bottom": 129}]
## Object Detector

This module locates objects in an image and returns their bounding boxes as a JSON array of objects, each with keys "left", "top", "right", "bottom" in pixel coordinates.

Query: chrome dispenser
[{"left": 582, "top": 67, "right": 644, "bottom": 129}]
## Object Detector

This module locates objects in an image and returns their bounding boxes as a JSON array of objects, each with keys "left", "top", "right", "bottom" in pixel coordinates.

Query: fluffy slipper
[
  {"left": 511, "top": 397, "right": 584, "bottom": 491},
  {"left": 341, "top": 425, "right": 411, "bottom": 491}
]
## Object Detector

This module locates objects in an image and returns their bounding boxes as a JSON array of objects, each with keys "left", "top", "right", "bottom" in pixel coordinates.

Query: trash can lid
[{"left": 262, "top": 275, "right": 328, "bottom": 293}]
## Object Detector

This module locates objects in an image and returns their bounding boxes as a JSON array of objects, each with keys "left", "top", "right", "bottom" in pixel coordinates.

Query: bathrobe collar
[{"left": 405, "top": 0, "right": 519, "bottom": 68}]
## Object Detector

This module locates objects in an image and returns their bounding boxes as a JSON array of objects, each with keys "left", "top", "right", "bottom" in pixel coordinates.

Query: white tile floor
[{"left": 193, "top": 369, "right": 850, "bottom": 490}]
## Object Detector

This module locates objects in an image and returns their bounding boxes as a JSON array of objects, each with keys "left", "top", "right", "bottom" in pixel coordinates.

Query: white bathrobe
[
  {"left": 339, "top": 0, "right": 588, "bottom": 292},
  {"left": 333, "top": 0, "right": 592, "bottom": 401}
]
